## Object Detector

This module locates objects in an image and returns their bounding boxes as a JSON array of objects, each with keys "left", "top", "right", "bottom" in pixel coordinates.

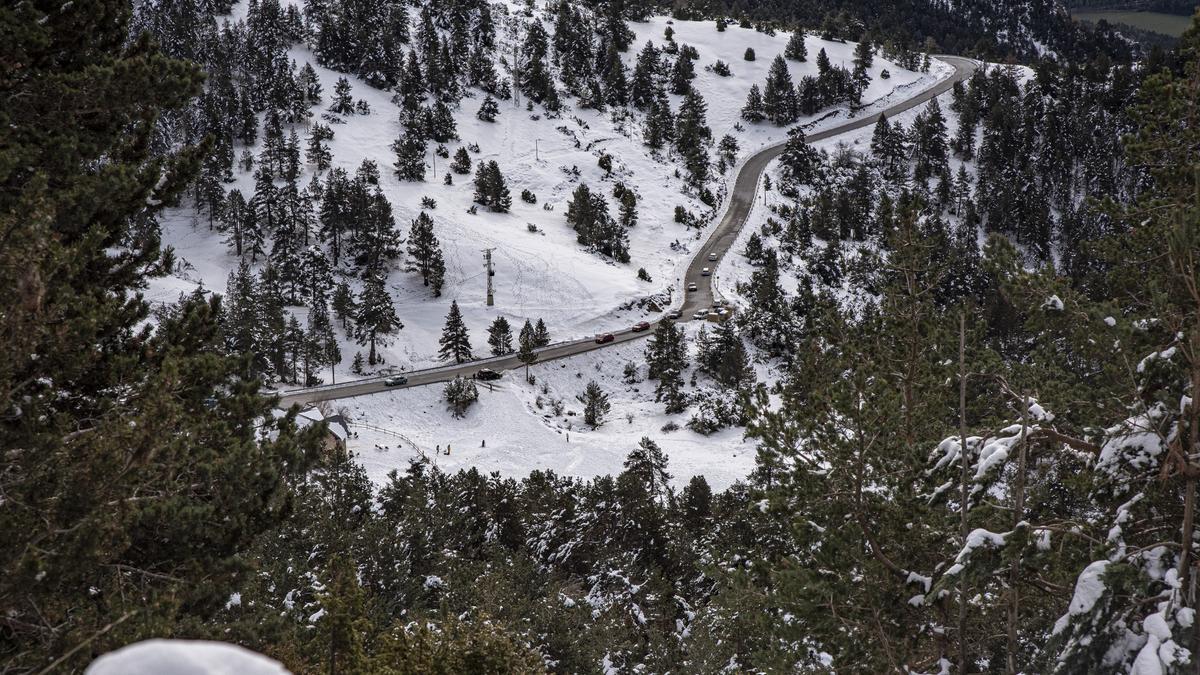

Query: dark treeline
[
  {"left": 6, "top": 0, "right": 1200, "bottom": 672},
  {"left": 637, "top": 0, "right": 1144, "bottom": 63}
]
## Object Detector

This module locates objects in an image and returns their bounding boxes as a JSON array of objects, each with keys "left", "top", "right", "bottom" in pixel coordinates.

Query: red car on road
[
  {"left": 594, "top": 333, "right": 615, "bottom": 344},
  {"left": 631, "top": 321, "right": 651, "bottom": 332}
]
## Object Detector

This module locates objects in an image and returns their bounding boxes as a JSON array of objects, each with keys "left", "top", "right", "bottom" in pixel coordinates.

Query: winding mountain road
[{"left": 277, "top": 56, "right": 978, "bottom": 408}]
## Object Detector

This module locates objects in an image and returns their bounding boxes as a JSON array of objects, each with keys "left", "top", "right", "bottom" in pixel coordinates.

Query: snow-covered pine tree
[
  {"left": 784, "top": 30, "right": 807, "bottom": 61},
  {"left": 487, "top": 316, "right": 514, "bottom": 356},
  {"left": 438, "top": 300, "right": 474, "bottom": 364},
  {"left": 741, "top": 84, "right": 765, "bottom": 122},
  {"left": 354, "top": 272, "right": 402, "bottom": 365},
  {"left": 579, "top": 380, "right": 611, "bottom": 428},
  {"left": 762, "top": 55, "right": 798, "bottom": 125}
]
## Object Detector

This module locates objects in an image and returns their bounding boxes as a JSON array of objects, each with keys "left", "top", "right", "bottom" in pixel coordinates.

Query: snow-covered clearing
[{"left": 341, "top": 328, "right": 759, "bottom": 491}]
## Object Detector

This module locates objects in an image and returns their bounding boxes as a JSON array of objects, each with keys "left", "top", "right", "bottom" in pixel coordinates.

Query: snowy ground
[
  {"left": 340, "top": 328, "right": 761, "bottom": 491},
  {"left": 152, "top": 2, "right": 938, "bottom": 381},
  {"left": 152, "top": 2, "right": 954, "bottom": 488}
]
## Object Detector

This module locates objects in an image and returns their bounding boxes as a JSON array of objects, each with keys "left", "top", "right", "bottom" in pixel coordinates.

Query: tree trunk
[
  {"left": 958, "top": 311, "right": 970, "bottom": 673},
  {"left": 1006, "top": 392, "right": 1030, "bottom": 673}
]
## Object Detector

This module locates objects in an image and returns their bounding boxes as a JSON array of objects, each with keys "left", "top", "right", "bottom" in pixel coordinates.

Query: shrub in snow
[
  {"left": 743, "top": 47, "right": 755, "bottom": 61},
  {"left": 623, "top": 362, "right": 640, "bottom": 383},
  {"left": 687, "top": 389, "right": 745, "bottom": 435},
  {"left": 712, "top": 60, "right": 732, "bottom": 77},
  {"left": 521, "top": 189, "right": 537, "bottom": 204},
  {"left": 444, "top": 376, "right": 479, "bottom": 418},
  {"left": 637, "top": 267, "right": 652, "bottom": 282}
]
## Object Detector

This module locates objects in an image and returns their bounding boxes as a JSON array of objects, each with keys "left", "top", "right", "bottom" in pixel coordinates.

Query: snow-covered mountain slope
[
  {"left": 343, "top": 331, "right": 759, "bottom": 491},
  {"left": 151, "top": 2, "right": 942, "bottom": 382}
]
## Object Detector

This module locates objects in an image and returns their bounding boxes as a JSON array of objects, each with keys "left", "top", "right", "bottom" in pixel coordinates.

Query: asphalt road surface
[{"left": 277, "top": 56, "right": 978, "bottom": 408}]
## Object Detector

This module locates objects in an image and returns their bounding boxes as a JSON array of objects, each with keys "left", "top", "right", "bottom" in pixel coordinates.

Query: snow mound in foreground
[{"left": 87, "top": 639, "right": 290, "bottom": 675}]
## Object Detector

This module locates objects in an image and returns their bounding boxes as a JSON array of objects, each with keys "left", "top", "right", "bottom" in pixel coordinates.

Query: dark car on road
[
  {"left": 474, "top": 368, "right": 503, "bottom": 381},
  {"left": 631, "top": 321, "right": 651, "bottom": 332},
  {"left": 594, "top": 333, "right": 615, "bottom": 344}
]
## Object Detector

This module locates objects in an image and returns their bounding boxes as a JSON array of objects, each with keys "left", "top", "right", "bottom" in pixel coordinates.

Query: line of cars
[
  {"left": 382, "top": 367, "right": 503, "bottom": 388},
  {"left": 687, "top": 252, "right": 720, "bottom": 292},
  {"left": 382, "top": 252, "right": 724, "bottom": 388}
]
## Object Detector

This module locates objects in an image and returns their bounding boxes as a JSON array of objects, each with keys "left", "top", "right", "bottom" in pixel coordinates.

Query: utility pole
[
  {"left": 483, "top": 247, "right": 496, "bottom": 306},
  {"left": 535, "top": 138, "right": 539, "bottom": 161}
]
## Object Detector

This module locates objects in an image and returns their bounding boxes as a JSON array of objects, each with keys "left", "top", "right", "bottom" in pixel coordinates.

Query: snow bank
[{"left": 87, "top": 640, "right": 290, "bottom": 675}]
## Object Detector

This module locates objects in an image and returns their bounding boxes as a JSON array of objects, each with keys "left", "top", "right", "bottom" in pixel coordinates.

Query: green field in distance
[{"left": 1071, "top": 9, "right": 1194, "bottom": 36}]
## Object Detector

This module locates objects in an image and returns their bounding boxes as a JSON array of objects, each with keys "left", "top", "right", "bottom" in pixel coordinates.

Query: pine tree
[
  {"left": 439, "top": 301, "right": 474, "bottom": 363},
  {"left": 427, "top": 100, "right": 458, "bottom": 143},
  {"left": 676, "top": 89, "right": 712, "bottom": 184},
  {"left": 852, "top": 39, "right": 874, "bottom": 73},
  {"left": 911, "top": 97, "right": 949, "bottom": 182},
  {"left": 316, "top": 555, "right": 368, "bottom": 674},
  {"left": 304, "top": 295, "right": 340, "bottom": 384},
  {"left": 332, "top": 280, "right": 357, "bottom": 331},
  {"left": 534, "top": 318, "right": 551, "bottom": 347},
  {"left": 306, "top": 123, "right": 333, "bottom": 172},
  {"left": 283, "top": 314, "right": 304, "bottom": 383},
  {"left": 644, "top": 89, "right": 676, "bottom": 150},
  {"left": 698, "top": 321, "right": 751, "bottom": 388},
  {"left": 487, "top": 316, "right": 514, "bottom": 356},
  {"left": 669, "top": 49, "right": 696, "bottom": 95},
  {"left": 427, "top": 245, "right": 446, "bottom": 297},
  {"left": 618, "top": 189, "right": 638, "bottom": 229},
  {"left": 602, "top": 42, "right": 630, "bottom": 107},
  {"left": 762, "top": 55, "right": 797, "bottom": 125},
  {"left": 407, "top": 211, "right": 444, "bottom": 293},
  {"left": 717, "top": 134, "right": 740, "bottom": 173},
  {"left": 477, "top": 94, "right": 500, "bottom": 122},
  {"left": 784, "top": 30, "right": 807, "bottom": 61},
  {"left": 518, "top": 20, "right": 559, "bottom": 110},
  {"left": 579, "top": 380, "right": 611, "bottom": 428},
  {"left": 251, "top": 166, "right": 280, "bottom": 235},
  {"left": 645, "top": 320, "right": 689, "bottom": 413},
  {"left": 623, "top": 437, "right": 671, "bottom": 499},
  {"left": 517, "top": 319, "right": 539, "bottom": 378},
  {"left": 778, "top": 128, "right": 821, "bottom": 187},
  {"left": 741, "top": 84, "right": 766, "bottom": 123},
  {"left": 870, "top": 113, "right": 906, "bottom": 180},
  {"left": 392, "top": 130, "right": 427, "bottom": 182},
  {"left": 354, "top": 272, "right": 402, "bottom": 364},
  {"left": 473, "top": 161, "right": 512, "bottom": 212},
  {"left": 567, "top": 184, "right": 629, "bottom": 262},
  {"left": 269, "top": 197, "right": 305, "bottom": 304},
  {"left": 450, "top": 147, "right": 472, "bottom": 175},
  {"left": 330, "top": 77, "right": 355, "bottom": 114},
  {"left": 220, "top": 188, "right": 251, "bottom": 257},
  {"left": 630, "top": 41, "right": 661, "bottom": 109}
]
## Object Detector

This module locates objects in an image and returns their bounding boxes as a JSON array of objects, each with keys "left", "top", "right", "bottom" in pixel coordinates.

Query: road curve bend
[
  {"left": 277, "top": 56, "right": 978, "bottom": 407},
  {"left": 680, "top": 55, "right": 977, "bottom": 317}
]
